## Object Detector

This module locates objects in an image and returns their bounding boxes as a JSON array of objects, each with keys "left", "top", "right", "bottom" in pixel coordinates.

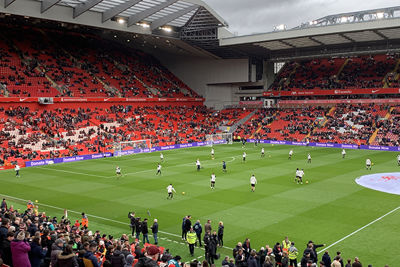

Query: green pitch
[{"left": 1, "top": 143, "right": 399, "bottom": 266}]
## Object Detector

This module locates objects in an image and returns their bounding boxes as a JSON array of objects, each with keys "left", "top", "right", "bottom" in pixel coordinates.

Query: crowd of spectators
[
  {"left": 0, "top": 200, "right": 388, "bottom": 267},
  {"left": 269, "top": 54, "right": 400, "bottom": 92}
]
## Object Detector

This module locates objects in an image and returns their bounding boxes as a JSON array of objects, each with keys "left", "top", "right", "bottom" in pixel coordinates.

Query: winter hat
[
  {"left": 16, "top": 231, "right": 25, "bottom": 241},
  {"left": 125, "top": 255, "right": 134, "bottom": 267},
  {"left": 147, "top": 245, "right": 160, "bottom": 256}
]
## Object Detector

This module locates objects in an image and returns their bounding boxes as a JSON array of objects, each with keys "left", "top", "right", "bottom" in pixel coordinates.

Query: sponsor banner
[
  {"left": 239, "top": 101, "right": 263, "bottom": 106},
  {"left": 25, "top": 152, "right": 112, "bottom": 167},
  {"left": 0, "top": 97, "right": 205, "bottom": 103},
  {"left": 248, "top": 139, "right": 399, "bottom": 151},
  {"left": 279, "top": 99, "right": 400, "bottom": 105},
  {"left": 265, "top": 88, "right": 400, "bottom": 97},
  {"left": 356, "top": 172, "right": 400, "bottom": 195}
]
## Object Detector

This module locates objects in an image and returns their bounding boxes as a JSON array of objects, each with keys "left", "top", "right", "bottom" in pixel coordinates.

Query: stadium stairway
[
  {"left": 335, "top": 58, "right": 350, "bottom": 81},
  {"left": 369, "top": 107, "right": 395, "bottom": 144},
  {"left": 228, "top": 109, "right": 258, "bottom": 133}
]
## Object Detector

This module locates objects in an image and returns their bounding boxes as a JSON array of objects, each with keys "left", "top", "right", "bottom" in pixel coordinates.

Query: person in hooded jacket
[
  {"left": 11, "top": 231, "right": 31, "bottom": 267},
  {"left": 134, "top": 245, "right": 159, "bottom": 267},
  {"left": 55, "top": 245, "right": 78, "bottom": 267},
  {"left": 124, "top": 254, "right": 134, "bottom": 267},
  {"left": 29, "top": 236, "right": 47, "bottom": 267},
  {"left": 110, "top": 245, "right": 125, "bottom": 267}
]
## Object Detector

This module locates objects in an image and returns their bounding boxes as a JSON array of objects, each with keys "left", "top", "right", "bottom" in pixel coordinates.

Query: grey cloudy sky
[{"left": 202, "top": 0, "right": 400, "bottom": 35}]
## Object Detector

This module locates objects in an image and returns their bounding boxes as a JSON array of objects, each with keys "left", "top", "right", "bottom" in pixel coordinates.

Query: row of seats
[
  {"left": 0, "top": 25, "right": 198, "bottom": 98},
  {"left": 270, "top": 55, "right": 400, "bottom": 92}
]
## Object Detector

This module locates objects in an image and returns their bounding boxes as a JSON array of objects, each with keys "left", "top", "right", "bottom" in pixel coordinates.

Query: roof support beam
[
  {"left": 102, "top": 0, "right": 142, "bottom": 22},
  {"left": 373, "top": 30, "right": 389, "bottom": 40},
  {"left": 339, "top": 33, "right": 356, "bottom": 43},
  {"left": 73, "top": 0, "right": 103, "bottom": 18},
  {"left": 41, "top": 0, "right": 61, "bottom": 13},
  {"left": 127, "top": 0, "right": 178, "bottom": 27},
  {"left": 309, "top": 37, "right": 324, "bottom": 45},
  {"left": 150, "top": 5, "right": 198, "bottom": 31},
  {"left": 279, "top": 40, "right": 296, "bottom": 48},
  {"left": 4, "top": 0, "right": 16, "bottom": 8}
]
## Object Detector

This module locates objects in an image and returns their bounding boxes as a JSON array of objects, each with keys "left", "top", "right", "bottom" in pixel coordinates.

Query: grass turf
[{"left": 0, "top": 143, "right": 399, "bottom": 266}]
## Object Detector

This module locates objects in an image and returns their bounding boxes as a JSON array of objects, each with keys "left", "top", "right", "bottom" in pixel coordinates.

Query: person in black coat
[
  {"left": 1, "top": 232, "right": 14, "bottom": 266},
  {"left": 128, "top": 212, "right": 136, "bottom": 237},
  {"left": 184, "top": 215, "right": 192, "bottom": 240},
  {"left": 193, "top": 220, "right": 202, "bottom": 247},
  {"left": 303, "top": 243, "right": 316, "bottom": 263},
  {"left": 142, "top": 219, "right": 149, "bottom": 244},
  {"left": 203, "top": 231, "right": 211, "bottom": 264},
  {"left": 273, "top": 243, "right": 283, "bottom": 265},
  {"left": 135, "top": 217, "right": 142, "bottom": 240},
  {"left": 247, "top": 250, "right": 258, "bottom": 267},
  {"left": 235, "top": 249, "right": 246, "bottom": 267},
  {"left": 308, "top": 241, "right": 325, "bottom": 263},
  {"left": 322, "top": 251, "right": 331, "bottom": 267},
  {"left": 29, "top": 236, "right": 47, "bottom": 267},
  {"left": 110, "top": 245, "right": 125, "bottom": 267},
  {"left": 151, "top": 219, "right": 158, "bottom": 245},
  {"left": 242, "top": 238, "right": 251, "bottom": 260},
  {"left": 217, "top": 221, "right": 224, "bottom": 247}
]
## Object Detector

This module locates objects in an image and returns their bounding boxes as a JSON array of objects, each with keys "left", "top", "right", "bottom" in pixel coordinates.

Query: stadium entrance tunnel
[{"left": 356, "top": 172, "right": 400, "bottom": 195}]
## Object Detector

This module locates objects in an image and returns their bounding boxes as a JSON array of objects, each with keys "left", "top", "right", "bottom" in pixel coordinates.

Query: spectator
[{"left": 11, "top": 231, "right": 31, "bottom": 267}]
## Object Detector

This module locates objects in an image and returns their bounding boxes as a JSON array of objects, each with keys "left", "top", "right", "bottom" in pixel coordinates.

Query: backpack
[{"left": 83, "top": 258, "right": 94, "bottom": 267}]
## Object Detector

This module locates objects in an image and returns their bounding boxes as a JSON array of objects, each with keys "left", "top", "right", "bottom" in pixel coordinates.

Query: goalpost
[
  {"left": 205, "top": 133, "right": 233, "bottom": 146},
  {"left": 113, "top": 139, "right": 152, "bottom": 157}
]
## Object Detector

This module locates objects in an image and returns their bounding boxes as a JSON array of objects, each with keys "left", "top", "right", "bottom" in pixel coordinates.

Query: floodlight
[
  {"left": 340, "top": 17, "right": 348, "bottom": 23},
  {"left": 161, "top": 26, "right": 172, "bottom": 32},
  {"left": 376, "top": 12, "right": 384, "bottom": 19},
  {"left": 117, "top": 18, "right": 125, "bottom": 24}
]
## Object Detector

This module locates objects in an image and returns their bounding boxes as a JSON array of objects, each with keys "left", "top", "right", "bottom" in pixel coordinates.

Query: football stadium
[{"left": 0, "top": 1, "right": 399, "bottom": 267}]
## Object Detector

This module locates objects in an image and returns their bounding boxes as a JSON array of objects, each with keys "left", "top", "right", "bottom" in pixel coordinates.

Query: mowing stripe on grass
[
  {"left": 0, "top": 193, "right": 234, "bottom": 251},
  {"left": 318, "top": 205, "right": 400, "bottom": 254}
]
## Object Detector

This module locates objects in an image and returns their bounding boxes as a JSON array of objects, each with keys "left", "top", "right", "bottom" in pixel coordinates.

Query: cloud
[{"left": 203, "top": 0, "right": 400, "bottom": 35}]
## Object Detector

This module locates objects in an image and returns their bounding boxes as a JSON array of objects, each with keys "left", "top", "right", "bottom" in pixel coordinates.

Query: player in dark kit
[{"left": 222, "top": 161, "right": 227, "bottom": 172}]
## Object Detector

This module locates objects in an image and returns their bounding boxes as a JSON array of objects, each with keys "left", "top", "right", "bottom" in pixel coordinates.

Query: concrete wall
[
  {"left": 204, "top": 84, "right": 239, "bottom": 109},
  {"left": 155, "top": 53, "right": 249, "bottom": 99}
]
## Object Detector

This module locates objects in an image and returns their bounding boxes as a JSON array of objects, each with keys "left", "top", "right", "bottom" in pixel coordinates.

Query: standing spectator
[
  {"left": 273, "top": 242, "right": 282, "bottom": 265},
  {"left": 303, "top": 242, "right": 317, "bottom": 263},
  {"left": 1, "top": 232, "right": 14, "bottom": 266},
  {"left": 217, "top": 222, "right": 224, "bottom": 247},
  {"left": 193, "top": 220, "right": 202, "bottom": 247},
  {"left": 84, "top": 242, "right": 101, "bottom": 267},
  {"left": 135, "top": 245, "right": 159, "bottom": 267},
  {"left": 331, "top": 256, "right": 342, "bottom": 267},
  {"left": 0, "top": 219, "right": 9, "bottom": 244},
  {"left": 55, "top": 244, "right": 78, "bottom": 267},
  {"left": 288, "top": 242, "right": 298, "bottom": 267},
  {"left": 203, "top": 231, "right": 211, "bottom": 264},
  {"left": 142, "top": 219, "right": 149, "bottom": 244},
  {"left": 186, "top": 228, "right": 197, "bottom": 257},
  {"left": 352, "top": 257, "right": 362, "bottom": 267},
  {"left": 181, "top": 216, "right": 187, "bottom": 240},
  {"left": 184, "top": 216, "right": 192, "bottom": 241},
  {"left": 337, "top": 252, "right": 344, "bottom": 267},
  {"left": 110, "top": 245, "right": 125, "bottom": 267},
  {"left": 11, "top": 231, "right": 31, "bottom": 267},
  {"left": 151, "top": 219, "right": 158, "bottom": 245},
  {"left": 0, "top": 199, "right": 6, "bottom": 210},
  {"left": 125, "top": 255, "right": 134, "bottom": 267},
  {"left": 301, "top": 253, "right": 311, "bottom": 267},
  {"left": 309, "top": 241, "right": 325, "bottom": 263},
  {"left": 235, "top": 249, "right": 245, "bottom": 267},
  {"left": 322, "top": 251, "right": 331, "bottom": 267},
  {"left": 51, "top": 239, "right": 64, "bottom": 267},
  {"left": 29, "top": 236, "right": 47, "bottom": 267},
  {"left": 135, "top": 218, "right": 142, "bottom": 240},
  {"left": 345, "top": 259, "right": 352, "bottom": 267},
  {"left": 128, "top": 212, "right": 136, "bottom": 237},
  {"left": 232, "top": 242, "right": 242, "bottom": 259},
  {"left": 247, "top": 250, "right": 258, "bottom": 267},
  {"left": 263, "top": 256, "right": 273, "bottom": 267},
  {"left": 243, "top": 238, "right": 251, "bottom": 260},
  {"left": 204, "top": 220, "right": 212, "bottom": 234},
  {"left": 281, "top": 251, "right": 289, "bottom": 267}
]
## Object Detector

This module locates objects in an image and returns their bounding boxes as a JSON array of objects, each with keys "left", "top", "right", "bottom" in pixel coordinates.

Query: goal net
[
  {"left": 205, "top": 133, "right": 233, "bottom": 146},
  {"left": 113, "top": 139, "right": 152, "bottom": 157}
]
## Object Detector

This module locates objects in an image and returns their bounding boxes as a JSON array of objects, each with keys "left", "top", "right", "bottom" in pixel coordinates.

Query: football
[{"left": 182, "top": 192, "right": 185, "bottom": 195}]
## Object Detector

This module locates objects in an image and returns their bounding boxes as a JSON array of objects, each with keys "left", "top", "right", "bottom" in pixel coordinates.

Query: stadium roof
[
  {"left": 219, "top": 6, "right": 400, "bottom": 61},
  {"left": 0, "top": 0, "right": 227, "bottom": 33}
]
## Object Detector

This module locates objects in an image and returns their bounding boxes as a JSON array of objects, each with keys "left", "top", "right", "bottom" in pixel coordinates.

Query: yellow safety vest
[
  {"left": 288, "top": 247, "right": 298, "bottom": 260},
  {"left": 187, "top": 232, "right": 197, "bottom": 245}
]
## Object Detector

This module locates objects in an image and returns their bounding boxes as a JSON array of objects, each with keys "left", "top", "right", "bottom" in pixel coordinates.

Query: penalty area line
[{"left": 318, "top": 205, "right": 400, "bottom": 254}]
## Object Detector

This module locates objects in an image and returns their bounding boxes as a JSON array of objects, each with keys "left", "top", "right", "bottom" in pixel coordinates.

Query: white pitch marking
[{"left": 318, "top": 205, "right": 400, "bottom": 254}]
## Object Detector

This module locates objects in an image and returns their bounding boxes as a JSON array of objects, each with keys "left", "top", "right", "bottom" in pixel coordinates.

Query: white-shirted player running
[
  {"left": 342, "top": 149, "right": 346, "bottom": 159},
  {"left": 166, "top": 184, "right": 176, "bottom": 199},
  {"left": 366, "top": 158, "right": 372, "bottom": 170}
]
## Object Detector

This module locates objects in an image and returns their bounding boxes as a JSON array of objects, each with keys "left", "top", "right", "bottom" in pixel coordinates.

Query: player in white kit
[
  {"left": 210, "top": 173, "right": 216, "bottom": 189},
  {"left": 250, "top": 174, "right": 257, "bottom": 192}
]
